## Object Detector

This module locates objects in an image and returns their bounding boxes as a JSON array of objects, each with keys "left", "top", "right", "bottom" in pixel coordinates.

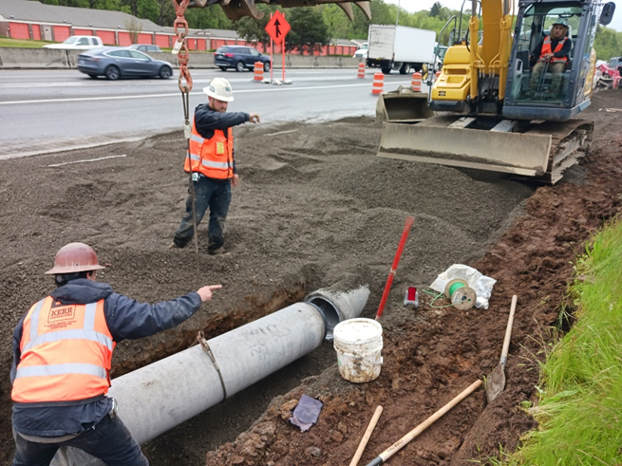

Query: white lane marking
[
  {"left": 46, "top": 154, "right": 127, "bottom": 167},
  {"left": 0, "top": 81, "right": 412, "bottom": 106}
]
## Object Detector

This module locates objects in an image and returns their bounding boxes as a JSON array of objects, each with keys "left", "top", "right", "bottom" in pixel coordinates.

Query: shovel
[{"left": 486, "top": 295, "right": 518, "bottom": 403}]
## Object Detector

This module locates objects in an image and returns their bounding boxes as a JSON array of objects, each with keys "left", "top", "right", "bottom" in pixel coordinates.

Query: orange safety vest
[
  {"left": 183, "top": 118, "right": 234, "bottom": 180},
  {"left": 11, "top": 297, "right": 115, "bottom": 403},
  {"left": 539, "top": 36, "right": 568, "bottom": 63}
]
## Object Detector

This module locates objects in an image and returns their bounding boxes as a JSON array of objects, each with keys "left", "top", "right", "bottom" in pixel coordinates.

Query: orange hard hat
[{"left": 45, "top": 242, "right": 105, "bottom": 275}]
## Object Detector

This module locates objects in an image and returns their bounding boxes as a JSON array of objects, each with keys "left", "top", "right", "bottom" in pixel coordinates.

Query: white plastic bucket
[{"left": 333, "top": 318, "right": 383, "bottom": 383}]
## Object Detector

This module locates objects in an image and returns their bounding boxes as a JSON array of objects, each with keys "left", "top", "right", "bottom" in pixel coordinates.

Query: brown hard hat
[{"left": 45, "top": 242, "right": 105, "bottom": 275}]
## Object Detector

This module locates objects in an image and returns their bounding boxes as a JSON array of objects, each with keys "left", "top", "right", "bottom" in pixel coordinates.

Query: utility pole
[{"left": 395, "top": 0, "right": 400, "bottom": 26}]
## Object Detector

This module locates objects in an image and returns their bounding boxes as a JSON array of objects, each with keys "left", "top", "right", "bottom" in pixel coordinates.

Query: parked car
[
  {"left": 214, "top": 46, "right": 271, "bottom": 72},
  {"left": 128, "top": 44, "right": 163, "bottom": 53},
  {"left": 77, "top": 47, "right": 174, "bottom": 80},
  {"left": 43, "top": 35, "right": 104, "bottom": 50}
]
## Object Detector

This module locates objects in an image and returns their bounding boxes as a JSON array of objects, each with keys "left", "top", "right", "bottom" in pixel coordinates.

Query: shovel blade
[{"left": 485, "top": 364, "right": 506, "bottom": 403}]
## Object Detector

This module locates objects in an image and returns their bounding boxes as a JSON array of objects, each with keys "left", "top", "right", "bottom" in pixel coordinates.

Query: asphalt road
[{"left": 0, "top": 68, "right": 417, "bottom": 159}]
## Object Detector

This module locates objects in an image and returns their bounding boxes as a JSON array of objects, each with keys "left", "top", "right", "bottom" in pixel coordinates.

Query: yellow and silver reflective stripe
[
  {"left": 201, "top": 160, "right": 229, "bottom": 169},
  {"left": 190, "top": 134, "right": 204, "bottom": 144},
  {"left": 27, "top": 298, "right": 47, "bottom": 343},
  {"left": 24, "top": 302, "right": 112, "bottom": 352},
  {"left": 23, "top": 329, "right": 113, "bottom": 352},
  {"left": 15, "top": 363, "right": 108, "bottom": 380}
]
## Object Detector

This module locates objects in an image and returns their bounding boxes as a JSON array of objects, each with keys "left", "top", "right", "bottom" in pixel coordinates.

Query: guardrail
[{"left": 0, "top": 47, "right": 361, "bottom": 69}]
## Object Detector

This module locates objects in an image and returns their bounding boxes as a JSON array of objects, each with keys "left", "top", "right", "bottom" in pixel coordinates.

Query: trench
[{"left": 118, "top": 281, "right": 345, "bottom": 466}]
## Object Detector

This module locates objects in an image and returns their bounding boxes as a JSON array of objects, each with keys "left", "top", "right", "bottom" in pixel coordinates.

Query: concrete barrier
[{"left": 0, "top": 47, "right": 360, "bottom": 69}]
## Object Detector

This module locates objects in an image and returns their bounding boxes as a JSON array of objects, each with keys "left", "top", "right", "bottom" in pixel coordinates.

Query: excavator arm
[{"left": 189, "top": 0, "right": 372, "bottom": 21}]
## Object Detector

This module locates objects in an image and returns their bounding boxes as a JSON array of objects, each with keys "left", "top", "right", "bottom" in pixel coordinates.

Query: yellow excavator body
[{"left": 375, "top": 0, "right": 609, "bottom": 184}]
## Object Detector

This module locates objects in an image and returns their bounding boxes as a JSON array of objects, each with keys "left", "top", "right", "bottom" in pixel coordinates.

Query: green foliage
[
  {"left": 19, "top": 0, "right": 622, "bottom": 58},
  {"left": 185, "top": 6, "right": 233, "bottom": 30},
  {"left": 235, "top": 4, "right": 275, "bottom": 46},
  {"left": 0, "top": 37, "right": 54, "bottom": 48},
  {"left": 286, "top": 7, "right": 329, "bottom": 52},
  {"left": 500, "top": 217, "right": 622, "bottom": 465},
  {"left": 594, "top": 25, "right": 622, "bottom": 60}
]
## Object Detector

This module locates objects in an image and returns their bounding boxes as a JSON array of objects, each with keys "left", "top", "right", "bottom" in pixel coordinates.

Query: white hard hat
[{"left": 203, "top": 78, "right": 234, "bottom": 102}]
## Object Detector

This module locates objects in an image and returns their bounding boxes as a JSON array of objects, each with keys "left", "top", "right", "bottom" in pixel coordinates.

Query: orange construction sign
[{"left": 265, "top": 10, "right": 290, "bottom": 45}]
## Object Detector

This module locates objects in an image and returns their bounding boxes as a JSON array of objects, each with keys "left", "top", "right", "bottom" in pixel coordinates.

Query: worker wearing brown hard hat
[{"left": 10, "top": 242, "right": 221, "bottom": 465}]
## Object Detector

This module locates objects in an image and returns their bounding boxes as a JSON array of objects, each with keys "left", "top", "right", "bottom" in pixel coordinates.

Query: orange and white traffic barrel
[
  {"left": 372, "top": 72, "right": 384, "bottom": 95},
  {"left": 253, "top": 61, "right": 264, "bottom": 82},
  {"left": 357, "top": 62, "right": 365, "bottom": 78},
  {"left": 411, "top": 71, "right": 422, "bottom": 92}
]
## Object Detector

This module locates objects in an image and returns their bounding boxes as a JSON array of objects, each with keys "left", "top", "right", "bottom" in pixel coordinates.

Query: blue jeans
[
  {"left": 12, "top": 415, "right": 148, "bottom": 466},
  {"left": 173, "top": 174, "right": 231, "bottom": 252}
]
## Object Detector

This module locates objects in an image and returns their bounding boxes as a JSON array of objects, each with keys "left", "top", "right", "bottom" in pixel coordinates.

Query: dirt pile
[{"left": 1, "top": 90, "right": 621, "bottom": 466}]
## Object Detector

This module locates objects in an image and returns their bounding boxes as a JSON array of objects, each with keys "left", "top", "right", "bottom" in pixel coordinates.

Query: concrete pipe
[{"left": 52, "top": 285, "right": 369, "bottom": 465}]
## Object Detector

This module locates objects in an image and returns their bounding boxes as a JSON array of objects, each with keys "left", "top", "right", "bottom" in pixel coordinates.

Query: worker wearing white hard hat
[{"left": 171, "top": 77, "right": 260, "bottom": 255}]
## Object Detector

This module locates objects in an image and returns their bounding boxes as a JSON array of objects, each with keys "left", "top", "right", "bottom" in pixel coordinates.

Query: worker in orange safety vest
[
  {"left": 10, "top": 242, "right": 221, "bottom": 465},
  {"left": 528, "top": 18, "right": 572, "bottom": 96},
  {"left": 171, "top": 77, "right": 260, "bottom": 255}
]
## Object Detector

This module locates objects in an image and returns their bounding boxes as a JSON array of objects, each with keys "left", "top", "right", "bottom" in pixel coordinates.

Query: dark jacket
[
  {"left": 11, "top": 279, "right": 202, "bottom": 437},
  {"left": 194, "top": 104, "right": 251, "bottom": 177},
  {"left": 530, "top": 35, "right": 572, "bottom": 66}
]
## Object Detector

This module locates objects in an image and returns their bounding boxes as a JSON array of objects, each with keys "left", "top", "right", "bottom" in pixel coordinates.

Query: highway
[{"left": 0, "top": 68, "right": 417, "bottom": 159}]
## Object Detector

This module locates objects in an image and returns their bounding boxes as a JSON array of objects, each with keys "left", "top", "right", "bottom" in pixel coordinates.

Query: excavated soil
[{"left": 1, "top": 90, "right": 622, "bottom": 466}]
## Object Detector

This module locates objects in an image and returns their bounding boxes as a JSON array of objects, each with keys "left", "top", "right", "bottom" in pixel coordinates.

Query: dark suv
[{"left": 214, "top": 46, "right": 271, "bottom": 72}]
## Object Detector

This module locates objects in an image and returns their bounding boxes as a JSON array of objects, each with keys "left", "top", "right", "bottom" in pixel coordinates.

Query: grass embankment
[
  {"left": 0, "top": 37, "right": 53, "bottom": 48},
  {"left": 504, "top": 218, "right": 622, "bottom": 465}
]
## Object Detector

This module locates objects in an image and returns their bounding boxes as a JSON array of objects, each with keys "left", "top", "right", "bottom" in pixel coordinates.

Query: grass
[
  {"left": 501, "top": 217, "right": 622, "bottom": 465},
  {"left": 0, "top": 37, "right": 54, "bottom": 48}
]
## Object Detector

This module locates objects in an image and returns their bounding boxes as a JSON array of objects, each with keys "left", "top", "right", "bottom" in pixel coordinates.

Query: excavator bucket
[
  {"left": 376, "top": 86, "right": 434, "bottom": 122},
  {"left": 377, "top": 115, "right": 593, "bottom": 184},
  {"left": 219, "top": 0, "right": 264, "bottom": 20}
]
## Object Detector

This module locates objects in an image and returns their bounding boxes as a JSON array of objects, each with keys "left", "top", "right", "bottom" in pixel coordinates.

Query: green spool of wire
[{"left": 444, "top": 279, "right": 477, "bottom": 310}]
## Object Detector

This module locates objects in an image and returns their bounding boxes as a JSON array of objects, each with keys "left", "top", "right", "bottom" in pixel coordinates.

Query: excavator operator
[{"left": 528, "top": 18, "right": 572, "bottom": 97}]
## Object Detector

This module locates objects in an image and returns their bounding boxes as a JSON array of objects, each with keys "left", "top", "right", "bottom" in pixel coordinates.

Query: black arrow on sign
[{"left": 274, "top": 19, "right": 281, "bottom": 38}]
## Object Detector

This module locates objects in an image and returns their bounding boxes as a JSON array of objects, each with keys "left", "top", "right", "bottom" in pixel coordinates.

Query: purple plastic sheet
[{"left": 289, "top": 394, "right": 323, "bottom": 432}]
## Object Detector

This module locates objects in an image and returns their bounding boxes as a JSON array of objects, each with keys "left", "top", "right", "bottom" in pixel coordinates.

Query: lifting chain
[
  {"left": 171, "top": 0, "right": 193, "bottom": 134},
  {"left": 171, "top": 0, "right": 200, "bottom": 257}
]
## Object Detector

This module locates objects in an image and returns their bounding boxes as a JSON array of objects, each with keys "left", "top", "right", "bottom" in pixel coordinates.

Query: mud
[{"left": 1, "top": 90, "right": 621, "bottom": 465}]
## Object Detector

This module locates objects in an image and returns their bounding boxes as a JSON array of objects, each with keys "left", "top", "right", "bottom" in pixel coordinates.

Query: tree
[
  {"left": 285, "top": 7, "right": 329, "bottom": 53},
  {"left": 185, "top": 6, "right": 233, "bottom": 30},
  {"left": 594, "top": 25, "right": 622, "bottom": 60},
  {"left": 321, "top": 4, "right": 355, "bottom": 40},
  {"left": 124, "top": 17, "right": 143, "bottom": 43},
  {"left": 235, "top": 4, "right": 274, "bottom": 47}
]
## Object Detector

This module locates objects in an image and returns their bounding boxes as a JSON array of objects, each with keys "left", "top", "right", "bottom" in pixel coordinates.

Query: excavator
[{"left": 376, "top": 0, "right": 616, "bottom": 184}]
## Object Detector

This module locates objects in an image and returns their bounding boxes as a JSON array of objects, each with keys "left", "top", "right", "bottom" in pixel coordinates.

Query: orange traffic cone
[
  {"left": 411, "top": 71, "right": 422, "bottom": 92},
  {"left": 253, "top": 61, "right": 264, "bottom": 82},
  {"left": 357, "top": 62, "right": 365, "bottom": 78},
  {"left": 372, "top": 72, "right": 384, "bottom": 95}
]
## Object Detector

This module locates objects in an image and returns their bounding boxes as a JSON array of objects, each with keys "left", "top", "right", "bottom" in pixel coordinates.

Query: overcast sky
[{"left": 382, "top": 0, "right": 622, "bottom": 32}]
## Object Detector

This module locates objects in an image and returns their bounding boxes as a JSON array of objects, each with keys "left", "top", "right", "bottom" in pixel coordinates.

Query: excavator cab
[{"left": 504, "top": 2, "right": 594, "bottom": 121}]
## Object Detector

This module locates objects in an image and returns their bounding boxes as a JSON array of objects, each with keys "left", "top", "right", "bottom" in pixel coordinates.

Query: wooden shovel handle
[
  {"left": 349, "top": 405, "right": 383, "bottom": 466},
  {"left": 500, "top": 295, "right": 518, "bottom": 365}
]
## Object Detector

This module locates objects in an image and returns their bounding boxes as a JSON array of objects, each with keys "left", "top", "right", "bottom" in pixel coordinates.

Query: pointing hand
[
  {"left": 249, "top": 113, "right": 260, "bottom": 124},
  {"left": 197, "top": 285, "right": 222, "bottom": 302}
]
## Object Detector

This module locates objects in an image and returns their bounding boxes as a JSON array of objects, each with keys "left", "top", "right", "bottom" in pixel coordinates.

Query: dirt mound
[{"left": 1, "top": 90, "right": 621, "bottom": 466}]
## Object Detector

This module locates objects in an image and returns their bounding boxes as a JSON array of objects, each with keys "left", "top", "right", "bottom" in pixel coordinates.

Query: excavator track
[{"left": 377, "top": 115, "right": 593, "bottom": 184}]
